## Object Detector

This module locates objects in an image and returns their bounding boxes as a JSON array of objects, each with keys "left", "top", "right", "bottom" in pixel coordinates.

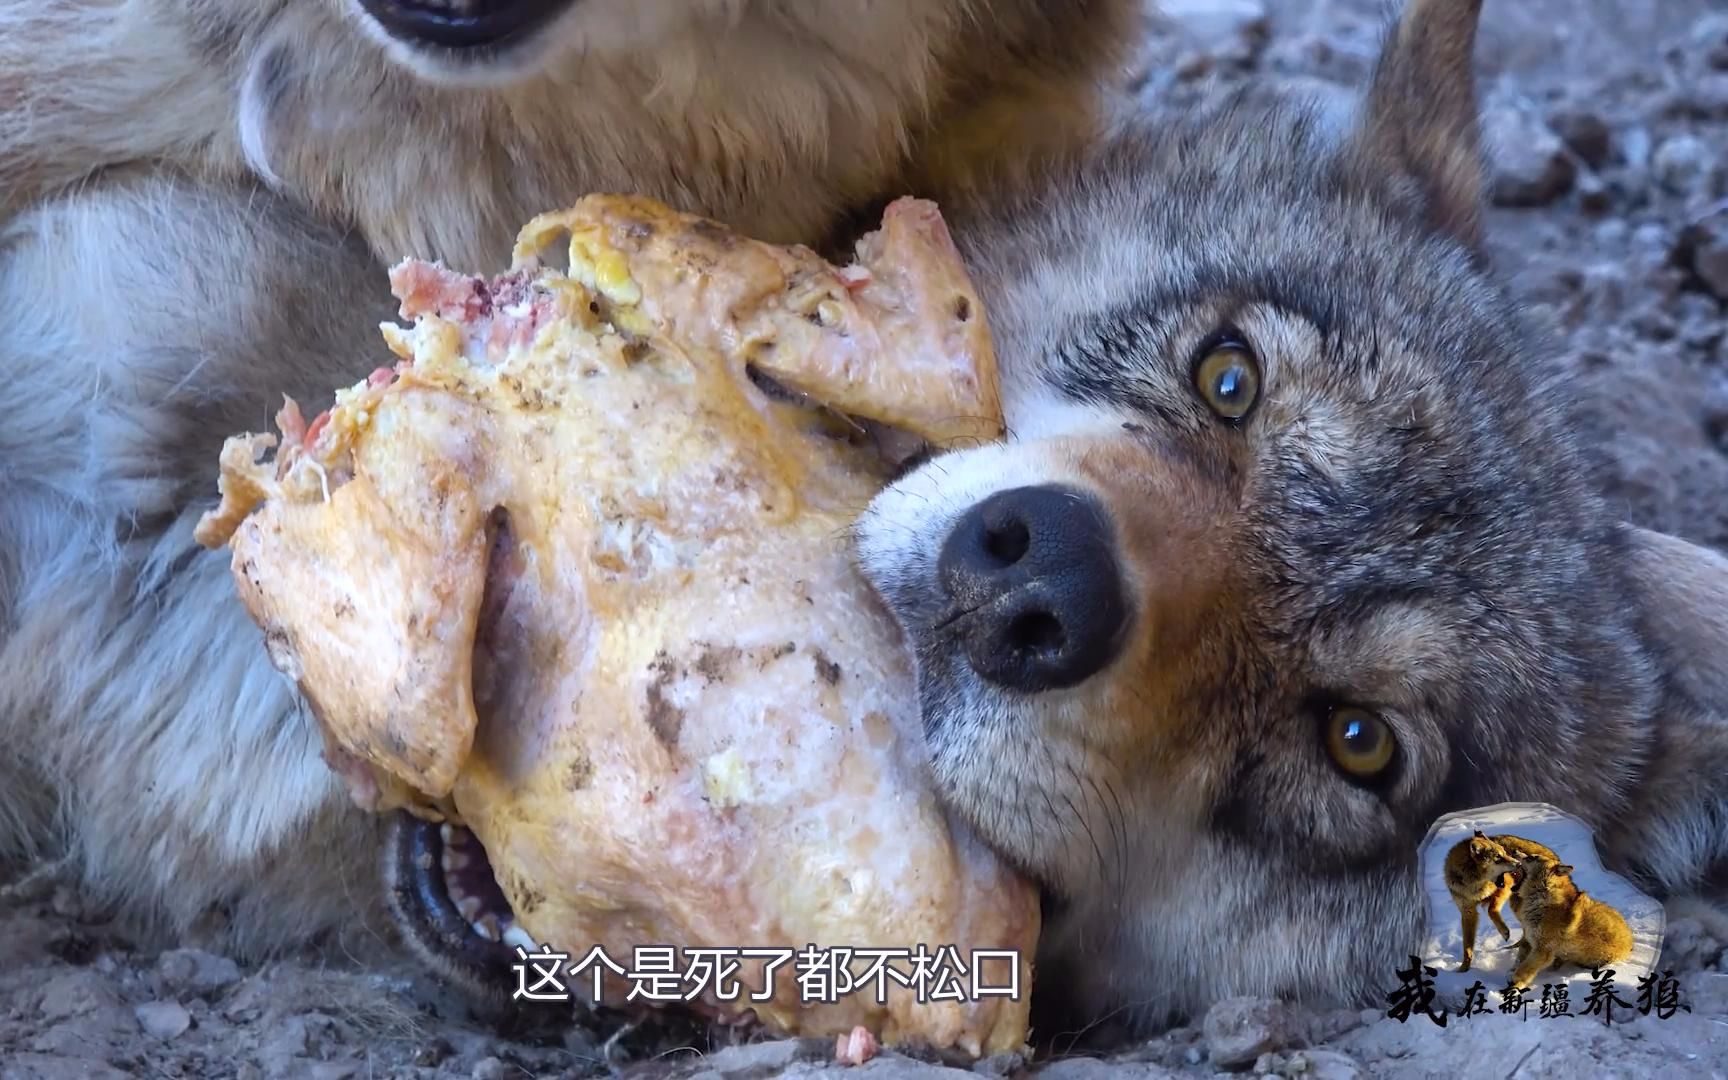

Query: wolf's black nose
[{"left": 937, "top": 485, "right": 1129, "bottom": 692}]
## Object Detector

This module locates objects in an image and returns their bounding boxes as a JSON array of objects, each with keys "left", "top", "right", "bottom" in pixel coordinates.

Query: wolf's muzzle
[
  {"left": 358, "top": 0, "right": 578, "bottom": 51},
  {"left": 937, "top": 484, "right": 1129, "bottom": 693}
]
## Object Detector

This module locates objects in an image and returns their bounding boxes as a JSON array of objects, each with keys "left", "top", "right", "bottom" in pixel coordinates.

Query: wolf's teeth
[
  {"left": 439, "top": 823, "right": 454, "bottom": 844},
  {"left": 473, "top": 914, "right": 502, "bottom": 942},
  {"left": 457, "top": 895, "right": 483, "bottom": 921},
  {"left": 502, "top": 925, "right": 538, "bottom": 951},
  {"left": 442, "top": 848, "right": 470, "bottom": 871}
]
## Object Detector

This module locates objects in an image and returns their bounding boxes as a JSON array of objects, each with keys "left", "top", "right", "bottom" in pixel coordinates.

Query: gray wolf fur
[
  {"left": 0, "top": 0, "right": 1134, "bottom": 967},
  {"left": 855, "top": 0, "right": 1728, "bottom": 1040}
]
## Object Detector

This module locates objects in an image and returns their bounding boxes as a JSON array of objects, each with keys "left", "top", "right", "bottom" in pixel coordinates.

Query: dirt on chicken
[{"left": 5, "top": 1, "right": 1728, "bottom": 1077}]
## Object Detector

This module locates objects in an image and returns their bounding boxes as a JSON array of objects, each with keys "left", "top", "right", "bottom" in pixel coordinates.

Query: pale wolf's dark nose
[{"left": 937, "top": 485, "right": 1129, "bottom": 692}]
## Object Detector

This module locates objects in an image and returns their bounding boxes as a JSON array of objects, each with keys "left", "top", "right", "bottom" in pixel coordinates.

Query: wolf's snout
[
  {"left": 358, "top": 0, "right": 578, "bottom": 51},
  {"left": 937, "top": 485, "right": 1128, "bottom": 692}
]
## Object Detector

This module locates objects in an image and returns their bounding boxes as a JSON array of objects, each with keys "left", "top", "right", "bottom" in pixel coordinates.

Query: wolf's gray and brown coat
[{"left": 857, "top": 0, "right": 1728, "bottom": 1040}]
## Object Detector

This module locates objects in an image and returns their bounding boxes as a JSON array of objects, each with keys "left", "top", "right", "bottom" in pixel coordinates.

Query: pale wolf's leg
[
  {"left": 0, "top": 173, "right": 397, "bottom": 955},
  {"left": 1487, "top": 874, "right": 1515, "bottom": 940},
  {"left": 1454, "top": 898, "right": 1481, "bottom": 972}
]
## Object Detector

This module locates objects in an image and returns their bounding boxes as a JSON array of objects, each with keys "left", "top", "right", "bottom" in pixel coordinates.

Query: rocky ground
[{"left": 6, "top": 1, "right": 1728, "bottom": 1078}]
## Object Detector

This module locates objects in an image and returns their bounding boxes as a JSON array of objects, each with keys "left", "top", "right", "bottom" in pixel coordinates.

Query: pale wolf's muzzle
[{"left": 356, "top": 0, "right": 579, "bottom": 52}]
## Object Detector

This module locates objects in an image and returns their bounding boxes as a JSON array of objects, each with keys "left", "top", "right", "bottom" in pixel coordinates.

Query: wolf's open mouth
[
  {"left": 385, "top": 810, "right": 534, "bottom": 993},
  {"left": 359, "top": 0, "right": 579, "bottom": 51}
]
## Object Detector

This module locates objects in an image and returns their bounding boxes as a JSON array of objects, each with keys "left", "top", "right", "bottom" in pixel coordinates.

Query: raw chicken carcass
[{"left": 193, "top": 195, "right": 1035, "bottom": 1056}]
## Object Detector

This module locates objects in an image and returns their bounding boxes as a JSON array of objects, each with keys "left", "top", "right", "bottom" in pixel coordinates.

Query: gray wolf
[
  {"left": 1508, "top": 857, "right": 1634, "bottom": 990},
  {"left": 854, "top": 0, "right": 1728, "bottom": 1041},
  {"left": 0, "top": 0, "right": 1133, "bottom": 992}
]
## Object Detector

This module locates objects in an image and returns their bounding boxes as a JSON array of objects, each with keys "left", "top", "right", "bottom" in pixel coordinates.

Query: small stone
[
  {"left": 1548, "top": 107, "right": 1613, "bottom": 169},
  {"left": 134, "top": 1000, "right": 192, "bottom": 1041},
  {"left": 1484, "top": 101, "right": 1576, "bottom": 207},
  {"left": 261, "top": 1015, "right": 312, "bottom": 1062},
  {"left": 701, "top": 1038, "right": 833, "bottom": 1074},
  {"left": 1283, "top": 1050, "right": 1368, "bottom": 1080},
  {"left": 1185, "top": 1047, "right": 1205, "bottom": 1065},
  {"left": 1652, "top": 134, "right": 1715, "bottom": 197},
  {"left": 1692, "top": 13, "right": 1728, "bottom": 69},
  {"left": 1673, "top": 73, "right": 1728, "bottom": 120},
  {"left": 1158, "top": 0, "right": 1270, "bottom": 64},
  {"left": 413, "top": 1037, "right": 456, "bottom": 1067},
  {"left": 304, "top": 1066, "right": 357, "bottom": 1080},
  {"left": 1202, "top": 997, "right": 1295, "bottom": 1070},
  {"left": 1677, "top": 207, "right": 1728, "bottom": 300},
  {"left": 1634, "top": 222, "right": 1671, "bottom": 252},
  {"left": 155, "top": 949, "right": 242, "bottom": 998},
  {"left": 37, "top": 971, "right": 119, "bottom": 1021},
  {"left": 471, "top": 1057, "right": 513, "bottom": 1080}
]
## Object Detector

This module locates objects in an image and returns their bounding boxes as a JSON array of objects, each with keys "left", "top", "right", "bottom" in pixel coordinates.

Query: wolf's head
[
  {"left": 856, "top": 0, "right": 1727, "bottom": 1038},
  {"left": 1465, "top": 831, "right": 1517, "bottom": 877},
  {"left": 1518, "top": 857, "right": 1577, "bottom": 904}
]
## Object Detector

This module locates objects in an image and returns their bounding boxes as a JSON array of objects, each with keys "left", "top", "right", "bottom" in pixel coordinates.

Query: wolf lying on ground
[
  {"left": 0, "top": 0, "right": 1131, "bottom": 980},
  {"left": 856, "top": 0, "right": 1728, "bottom": 1040},
  {"left": 1, "top": 0, "right": 1723, "bottom": 1047}
]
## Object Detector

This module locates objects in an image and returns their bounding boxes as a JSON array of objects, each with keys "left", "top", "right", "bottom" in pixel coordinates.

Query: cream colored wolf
[{"left": 0, "top": 0, "right": 1131, "bottom": 968}]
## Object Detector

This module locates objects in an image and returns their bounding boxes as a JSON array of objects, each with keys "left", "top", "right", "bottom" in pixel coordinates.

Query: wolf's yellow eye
[
  {"left": 1326, "top": 706, "right": 1396, "bottom": 778},
  {"left": 1193, "top": 343, "right": 1261, "bottom": 420}
]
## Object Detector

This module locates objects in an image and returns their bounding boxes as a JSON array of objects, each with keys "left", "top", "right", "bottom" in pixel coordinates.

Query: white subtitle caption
[{"left": 509, "top": 944, "right": 1022, "bottom": 1005}]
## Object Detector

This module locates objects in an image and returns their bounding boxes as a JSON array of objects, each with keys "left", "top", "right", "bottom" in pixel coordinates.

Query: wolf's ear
[
  {"left": 1349, "top": 0, "right": 1488, "bottom": 255},
  {"left": 1473, "top": 829, "right": 1488, "bottom": 839},
  {"left": 1554, "top": 865, "right": 1574, "bottom": 877}
]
